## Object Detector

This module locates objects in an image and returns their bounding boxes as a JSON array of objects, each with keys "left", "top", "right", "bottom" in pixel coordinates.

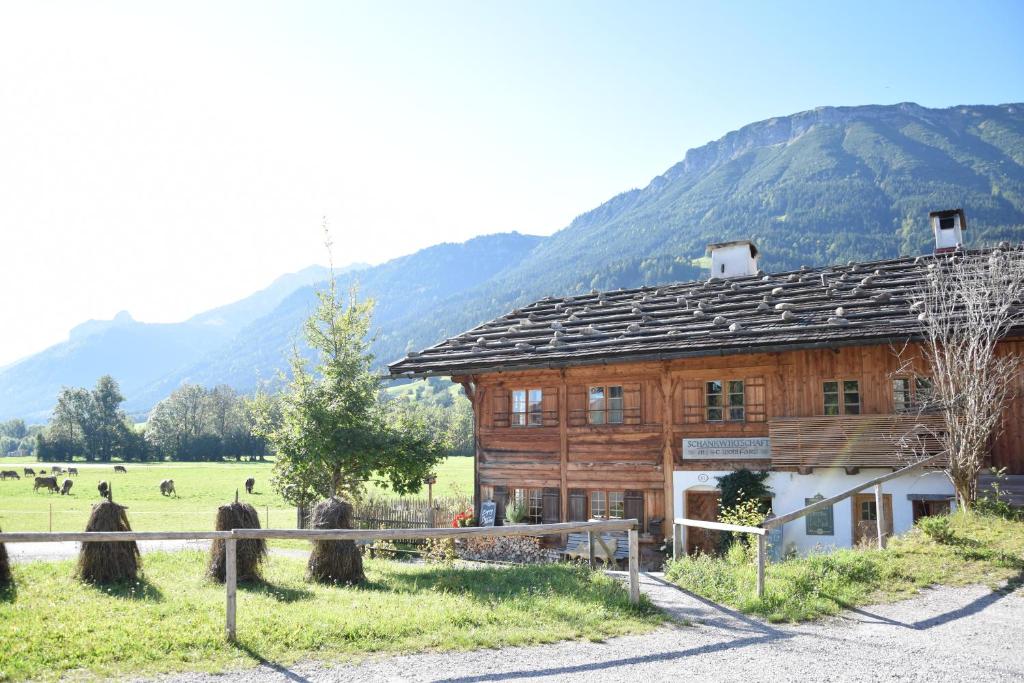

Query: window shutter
[
  {"left": 492, "top": 387, "right": 509, "bottom": 428},
  {"left": 567, "top": 385, "right": 587, "bottom": 427},
  {"left": 492, "top": 485, "right": 507, "bottom": 525},
  {"left": 745, "top": 376, "right": 766, "bottom": 422},
  {"left": 624, "top": 490, "right": 644, "bottom": 530},
  {"left": 542, "top": 386, "right": 559, "bottom": 427},
  {"left": 622, "top": 383, "right": 641, "bottom": 425},
  {"left": 568, "top": 489, "right": 587, "bottom": 521},
  {"left": 542, "top": 487, "right": 561, "bottom": 524},
  {"left": 682, "top": 379, "right": 703, "bottom": 424}
]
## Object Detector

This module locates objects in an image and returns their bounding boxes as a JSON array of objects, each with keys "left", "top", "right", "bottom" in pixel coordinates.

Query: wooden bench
[{"left": 561, "top": 529, "right": 629, "bottom": 564}]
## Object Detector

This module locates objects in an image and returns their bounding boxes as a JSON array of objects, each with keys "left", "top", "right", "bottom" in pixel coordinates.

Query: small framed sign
[{"left": 479, "top": 501, "right": 496, "bottom": 527}]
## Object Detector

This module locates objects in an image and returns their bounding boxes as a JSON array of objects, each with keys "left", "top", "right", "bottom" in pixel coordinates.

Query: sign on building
[{"left": 682, "top": 437, "right": 771, "bottom": 460}]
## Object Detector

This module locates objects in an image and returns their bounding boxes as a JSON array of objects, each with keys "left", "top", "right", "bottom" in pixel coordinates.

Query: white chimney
[
  {"left": 929, "top": 208, "right": 966, "bottom": 253},
  {"left": 707, "top": 240, "right": 759, "bottom": 278}
]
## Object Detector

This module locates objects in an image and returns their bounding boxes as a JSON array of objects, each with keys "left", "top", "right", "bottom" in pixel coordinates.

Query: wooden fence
[
  {"left": 672, "top": 453, "right": 944, "bottom": 598},
  {"left": 0, "top": 518, "right": 640, "bottom": 642},
  {"left": 297, "top": 495, "right": 473, "bottom": 530}
]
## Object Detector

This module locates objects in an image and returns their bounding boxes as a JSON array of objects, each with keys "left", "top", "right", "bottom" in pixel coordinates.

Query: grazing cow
[
  {"left": 159, "top": 479, "right": 176, "bottom": 497},
  {"left": 245, "top": 477, "right": 255, "bottom": 494},
  {"left": 68, "top": 467, "right": 79, "bottom": 476},
  {"left": 52, "top": 466, "right": 64, "bottom": 475},
  {"left": 61, "top": 479, "right": 73, "bottom": 495},
  {"left": 39, "top": 469, "right": 46, "bottom": 474},
  {"left": 114, "top": 465, "right": 127, "bottom": 473},
  {"left": 0, "top": 470, "right": 19, "bottom": 480},
  {"left": 97, "top": 480, "right": 110, "bottom": 498},
  {"left": 34, "top": 476, "right": 59, "bottom": 493},
  {"left": 23, "top": 467, "right": 35, "bottom": 476}
]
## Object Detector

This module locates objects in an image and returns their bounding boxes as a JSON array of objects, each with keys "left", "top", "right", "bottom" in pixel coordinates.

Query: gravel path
[{"left": 139, "top": 572, "right": 1024, "bottom": 683}]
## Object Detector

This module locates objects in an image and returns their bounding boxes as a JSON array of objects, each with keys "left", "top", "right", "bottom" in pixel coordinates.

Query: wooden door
[
  {"left": 852, "top": 493, "right": 893, "bottom": 546},
  {"left": 685, "top": 491, "right": 721, "bottom": 556}
]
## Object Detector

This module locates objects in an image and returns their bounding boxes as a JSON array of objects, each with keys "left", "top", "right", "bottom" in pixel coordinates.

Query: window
[
  {"left": 589, "top": 490, "right": 625, "bottom": 520},
  {"left": 823, "top": 380, "right": 860, "bottom": 415},
  {"left": 527, "top": 489, "right": 543, "bottom": 524},
  {"left": 915, "top": 377, "right": 935, "bottom": 410},
  {"left": 892, "top": 378, "right": 911, "bottom": 412},
  {"left": 511, "top": 388, "right": 543, "bottom": 427},
  {"left": 588, "top": 385, "right": 624, "bottom": 424},
  {"left": 860, "top": 500, "right": 877, "bottom": 522},
  {"left": 804, "top": 495, "right": 834, "bottom": 536},
  {"left": 509, "top": 488, "right": 543, "bottom": 524},
  {"left": 608, "top": 492, "right": 625, "bottom": 519},
  {"left": 706, "top": 380, "right": 745, "bottom": 421},
  {"left": 892, "top": 377, "right": 936, "bottom": 412},
  {"left": 939, "top": 215, "right": 956, "bottom": 230}
]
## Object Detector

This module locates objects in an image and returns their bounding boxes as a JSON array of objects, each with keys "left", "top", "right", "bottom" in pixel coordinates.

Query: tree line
[{"left": 30, "top": 371, "right": 472, "bottom": 463}]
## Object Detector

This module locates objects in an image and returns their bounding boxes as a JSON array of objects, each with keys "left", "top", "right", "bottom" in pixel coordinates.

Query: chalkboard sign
[{"left": 479, "top": 501, "right": 496, "bottom": 527}]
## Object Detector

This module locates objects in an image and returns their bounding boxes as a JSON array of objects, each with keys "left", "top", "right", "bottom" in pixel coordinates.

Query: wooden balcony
[{"left": 769, "top": 413, "right": 947, "bottom": 470}]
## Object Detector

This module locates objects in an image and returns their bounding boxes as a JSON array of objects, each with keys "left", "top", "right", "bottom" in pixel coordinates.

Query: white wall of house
[{"left": 673, "top": 468, "right": 955, "bottom": 556}]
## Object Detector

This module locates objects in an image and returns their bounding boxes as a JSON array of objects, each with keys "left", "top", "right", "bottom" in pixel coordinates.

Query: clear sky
[{"left": 0, "top": 0, "right": 1022, "bottom": 366}]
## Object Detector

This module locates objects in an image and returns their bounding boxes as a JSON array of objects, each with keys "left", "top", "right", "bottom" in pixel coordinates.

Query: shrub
[
  {"left": 504, "top": 500, "right": 528, "bottom": 524},
  {"left": 719, "top": 496, "right": 764, "bottom": 562},
  {"left": 918, "top": 515, "right": 954, "bottom": 544},
  {"left": 423, "top": 537, "right": 458, "bottom": 565}
]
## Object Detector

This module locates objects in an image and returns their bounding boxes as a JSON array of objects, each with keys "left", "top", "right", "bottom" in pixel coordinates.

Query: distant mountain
[
  {"left": 126, "top": 232, "right": 544, "bottom": 412},
  {"left": 0, "top": 263, "right": 356, "bottom": 422},
  {"left": 369, "top": 102, "right": 1024, "bottom": 367},
  {"left": 4, "top": 102, "right": 1024, "bottom": 422}
]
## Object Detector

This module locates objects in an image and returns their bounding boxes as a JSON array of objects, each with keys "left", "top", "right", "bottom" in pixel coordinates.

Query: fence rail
[{"left": 0, "top": 518, "right": 640, "bottom": 642}]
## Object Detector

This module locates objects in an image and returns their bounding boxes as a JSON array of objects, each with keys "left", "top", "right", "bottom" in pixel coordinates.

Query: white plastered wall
[{"left": 673, "top": 468, "right": 955, "bottom": 556}]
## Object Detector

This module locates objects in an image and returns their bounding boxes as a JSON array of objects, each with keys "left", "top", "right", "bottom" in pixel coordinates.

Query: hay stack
[
  {"left": 77, "top": 500, "right": 140, "bottom": 583},
  {"left": 306, "top": 497, "right": 365, "bottom": 585},
  {"left": 0, "top": 526, "right": 11, "bottom": 587},
  {"left": 208, "top": 501, "right": 266, "bottom": 583}
]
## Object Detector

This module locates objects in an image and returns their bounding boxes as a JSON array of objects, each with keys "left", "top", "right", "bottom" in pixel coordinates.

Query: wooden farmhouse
[{"left": 390, "top": 209, "right": 1024, "bottom": 557}]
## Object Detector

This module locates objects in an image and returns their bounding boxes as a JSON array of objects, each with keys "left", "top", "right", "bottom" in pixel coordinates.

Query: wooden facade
[{"left": 454, "top": 339, "right": 1024, "bottom": 541}]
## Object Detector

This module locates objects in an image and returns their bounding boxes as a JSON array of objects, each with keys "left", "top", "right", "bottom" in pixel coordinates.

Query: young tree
[
  {"left": 916, "top": 247, "right": 1024, "bottom": 507},
  {"left": 261, "top": 281, "right": 449, "bottom": 508}
]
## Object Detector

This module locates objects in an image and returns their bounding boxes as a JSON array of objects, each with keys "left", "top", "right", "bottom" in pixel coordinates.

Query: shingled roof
[{"left": 388, "top": 246, "right": 1013, "bottom": 378}]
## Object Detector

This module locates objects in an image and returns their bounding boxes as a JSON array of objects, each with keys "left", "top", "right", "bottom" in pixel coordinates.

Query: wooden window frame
[
  {"left": 509, "top": 487, "right": 544, "bottom": 524},
  {"left": 892, "top": 376, "right": 936, "bottom": 413},
  {"left": 705, "top": 379, "right": 745, "bottom": 422},
  {"left": 588, "top": 489, "right": 627, "bottom": 520},
  {"left": 510, "top": 388, "right": 543, "bottom": 427},
  {"left": 823, "top": 379, "right": 860, "bottom": 416},
  {"left": 588, "top": 385, "right": 625, "bottom": 425}
]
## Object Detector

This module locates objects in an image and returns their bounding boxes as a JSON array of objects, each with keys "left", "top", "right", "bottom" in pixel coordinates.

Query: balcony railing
[{"left": 769, "top": 413, "right": 947, "bottom": 469}]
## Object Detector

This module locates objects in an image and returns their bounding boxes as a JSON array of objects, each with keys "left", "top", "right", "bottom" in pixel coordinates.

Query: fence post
[
  {"left": 672, "top": 521, "right": 682, "bottom": 561},
  {"left": 628, "top": 527, "right": 640, "bottom": 605},
  {"left": 588, "top": 531, "right": 596, "bottom": 569},
  {"left": 225, "top": 538, "right": 237, "bottom": 642},
  {"left": 756, "top": 533, "right": 766, "bottom": 599},
  {"left": 874, "top": 483, "right": 886, "bottom": 549}
]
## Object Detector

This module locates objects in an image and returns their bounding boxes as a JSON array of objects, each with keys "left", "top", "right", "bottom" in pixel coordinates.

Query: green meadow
[
  {"left": 0, "top": 552, "right": 662, "bottom": 681},
  {"left": 0, "top": 456, "right": 473, "bottom": 533}
]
